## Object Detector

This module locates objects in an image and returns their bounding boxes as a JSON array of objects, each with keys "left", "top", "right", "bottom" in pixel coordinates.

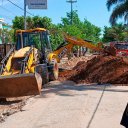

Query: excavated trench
[{"left": 59, "top": 55, "right": 128, "bottom": 84}]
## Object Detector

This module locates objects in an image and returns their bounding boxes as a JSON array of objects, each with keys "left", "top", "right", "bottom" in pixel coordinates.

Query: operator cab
[
  {"left": 16, "top": 28, "right": 52, "bottom": 63},
  {"left": 16, "top": 28, "right": 52, "bottom": 52}
]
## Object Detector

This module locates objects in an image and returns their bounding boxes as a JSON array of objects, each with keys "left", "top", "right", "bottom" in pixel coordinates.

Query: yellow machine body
[
  {"left": 3, "top": 47, "right": 36, "bottom": 75},
  {"left": 0, "top": 28, "right": 51, "bottom": 98},
  {"left": 0, "top": 47, "right": 42, "bottom": 97}
]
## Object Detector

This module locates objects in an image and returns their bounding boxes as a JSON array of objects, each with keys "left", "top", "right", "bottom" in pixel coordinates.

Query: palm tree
[
  {"left": 102, "top": 23, "right": 128, "bottom": 42},
  {"left": 106, "top": 0, "right": 128, "bottom": 25}
]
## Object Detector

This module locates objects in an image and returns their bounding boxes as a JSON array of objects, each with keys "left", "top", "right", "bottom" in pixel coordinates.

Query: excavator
[{"left": 0, "top": 28, "right": 59, "bottom": 98}]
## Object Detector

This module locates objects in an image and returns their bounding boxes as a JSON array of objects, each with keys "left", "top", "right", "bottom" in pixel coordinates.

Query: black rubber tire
[
  {"left": 35, "top": 64, "right": 49, "bottom": 85},
  {"left": 48, "top": 60, "right": 59, "bottom": 81}
]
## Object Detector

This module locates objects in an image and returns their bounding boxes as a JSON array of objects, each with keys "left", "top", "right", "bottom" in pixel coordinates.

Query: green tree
[
  {"left": 12, "top": 13, "right": 101, "bottom": 50},
  {"left": 82, "top": 19, "right": 101, "bottom": 42},
  {"left": 61, "top": 10, "right": 81, "bottom": 26},
  {"left": 49, "top": 24, "right": 64, "bottom": 50},
  {"left": 12, "top": 16, "right": 24, "bottom": 29},
  {"left": 32, "top": 16, "right": 52, "bottom": 29},
  {"left": 12, "top": 16, "right": 52, "bottom": 30},
  {"left": 102, "top": 23, "right": 128, "bottom": 42},
  {"left": 61, "top": 11, "right": 101, "bottom": 43},
  {"left": 106, "top": 0, "right": 128, "bottom": 25},
  {"left": 0, "top": 28, "right": 14, "bottom": 44},
  {"left": 26, "top": 16, "right": 33, "bottom": 29}
]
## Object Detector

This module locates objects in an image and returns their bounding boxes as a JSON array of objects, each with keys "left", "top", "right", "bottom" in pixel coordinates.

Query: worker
[{"left": 120, "top": 103, "right": 128, "bottom": 128}]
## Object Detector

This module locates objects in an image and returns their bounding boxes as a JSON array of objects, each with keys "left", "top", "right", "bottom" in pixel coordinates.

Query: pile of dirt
[
  {"left": 59, "top": 55, "right": 94, "bottom": 70},
  {"left": 59, "top": 55, "right": 128, "bottom": 84}
]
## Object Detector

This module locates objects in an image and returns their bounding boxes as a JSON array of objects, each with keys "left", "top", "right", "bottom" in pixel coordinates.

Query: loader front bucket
[{"left": 0, "top": 73, "right": 42, "bottom": 98}]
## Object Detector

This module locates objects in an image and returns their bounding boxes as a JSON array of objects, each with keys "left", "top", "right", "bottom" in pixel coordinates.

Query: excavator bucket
[{"left": 0, "top": 73, "right": 42, "bottom": 98}]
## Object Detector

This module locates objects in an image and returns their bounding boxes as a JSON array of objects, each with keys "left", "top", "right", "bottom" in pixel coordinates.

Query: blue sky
[{"left": 0, "top": 0, "right": 120, "bottom": 29}]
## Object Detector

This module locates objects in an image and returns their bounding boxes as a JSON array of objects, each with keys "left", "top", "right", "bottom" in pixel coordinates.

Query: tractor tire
[
  {"left": 35, "top": 64, "right": 49, "bottom": 85},
  {"left": 48, "top": 60, "right": 59, "bottom": 81}
]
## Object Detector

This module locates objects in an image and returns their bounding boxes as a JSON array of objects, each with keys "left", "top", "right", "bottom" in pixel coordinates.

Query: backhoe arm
[
  {"left": 48, "top": 35, "right": 103, "bottom": 63},
  {"left": 48, "top": 42, "right": 74, "bottom": 63},
  {"left": 65, "top": 36, "right": 102, "bottom": 51}
]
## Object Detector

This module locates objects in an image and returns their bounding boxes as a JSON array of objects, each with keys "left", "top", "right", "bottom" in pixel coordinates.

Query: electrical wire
[
  {"left": 6, "top": 0, "right": 34, "bottom": 16},
  {"left": 0, "top": 5, "right": 16, "bottom": 16}
]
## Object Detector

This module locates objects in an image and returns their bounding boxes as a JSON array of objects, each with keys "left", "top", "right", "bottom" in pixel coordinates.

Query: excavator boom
[
  {"left": 65, "top": 36, "right": 102, "bottom": 51},
  {"left": 48, "top": 35, "right": 102, "bottom": 62}
]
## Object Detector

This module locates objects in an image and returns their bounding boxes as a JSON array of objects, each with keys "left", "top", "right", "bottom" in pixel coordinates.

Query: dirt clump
[
  {"left": 59, "top": 55, "right": 128, "bottom": 84},
  {"left": 59, "top": 60, "right": 87, "bottom": 81},
  {"left": 59, "top": 55, "right": 94, "bottom": 70}
]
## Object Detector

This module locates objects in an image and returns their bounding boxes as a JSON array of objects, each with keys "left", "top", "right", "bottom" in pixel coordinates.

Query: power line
[
  {"left": 6, "top": 0, "right": 34, "bottom": 16},
  {"left": 0, "top": 5, "right": 16, "bottom": 16}
]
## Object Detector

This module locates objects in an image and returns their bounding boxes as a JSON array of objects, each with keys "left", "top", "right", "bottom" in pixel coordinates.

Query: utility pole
[
  {"left": 24, "top": 0, "right": 27, "bottom": 30},
  {"left": 66, "top": 0, "right": 77, "bottom": 25}
]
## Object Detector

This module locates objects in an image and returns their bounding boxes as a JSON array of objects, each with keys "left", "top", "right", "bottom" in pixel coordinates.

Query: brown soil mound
[
  {"left": 59, "top": 60, "right": 87, "bottom": 80},
  {"left": 59, "top": 56, "right": 94, "bottom": 70},
  {"left": 59, "top": 56, "right": 128, "bottom": 84}
]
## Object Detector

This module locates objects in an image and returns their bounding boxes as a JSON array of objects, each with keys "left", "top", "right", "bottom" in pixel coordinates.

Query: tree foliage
[
  {"left": 13, "top": 16, "right": 52, "bottom": 30},
  {"left": 106, "top": 0, "right": 128, "bottom": 25},
  {"left": 61, "top": 11, "right": 101, "bottom": 43},
  {"left": 102, "top": 23, "right": 128, "bottom": 42},
  {"left": 11, "top": 11, "right": 101, "bottom": 49},
  {"left": 0, "top": 28, "right": 14, "bottom": 44}
]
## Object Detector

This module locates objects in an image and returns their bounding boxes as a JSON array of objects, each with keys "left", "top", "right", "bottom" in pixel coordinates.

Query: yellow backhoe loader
[{"left": 0, "top": 28, "right": 58, "bottom": 98}]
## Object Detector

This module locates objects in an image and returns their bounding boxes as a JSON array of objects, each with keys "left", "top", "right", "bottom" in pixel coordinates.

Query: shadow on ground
[
  {"left": 0, "top": 100, "right": 22, "bottom": 105},
  {"left": 36, "top": 81, "right": 128, "bottom": 98}
]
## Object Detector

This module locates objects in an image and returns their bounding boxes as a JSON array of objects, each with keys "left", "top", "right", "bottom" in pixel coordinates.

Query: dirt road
[{"left": 0, "top": 81, "right": 128, "bottom": 128}]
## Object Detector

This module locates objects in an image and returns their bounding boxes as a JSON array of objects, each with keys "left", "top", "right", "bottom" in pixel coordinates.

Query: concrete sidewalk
[{"left": 0, "top": 81, "right": 128, "bottom": 128}]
